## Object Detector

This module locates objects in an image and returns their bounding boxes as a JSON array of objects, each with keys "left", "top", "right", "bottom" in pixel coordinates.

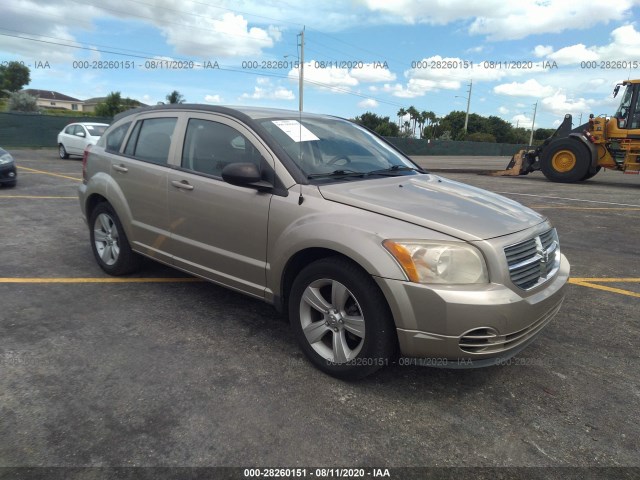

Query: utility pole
[
  {"left": 578, "top": 113, "right": 583, "bottom": 125},
  {"left": 529, "top": 101, "right": 538, "bottom": 146},
  {"left": 297, "top": 27, "right": 305, "bottom": 112},
  {"left": 464, "top": 80, "right": 472, "bottom": 133}
]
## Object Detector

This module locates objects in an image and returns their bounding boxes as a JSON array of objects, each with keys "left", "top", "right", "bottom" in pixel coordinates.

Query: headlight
[
  {"left": 383, "top": 240, "right": 488, "bottom": 284},
  {"left": 0, "top": 153, "right": 14, "bottom": 165}
]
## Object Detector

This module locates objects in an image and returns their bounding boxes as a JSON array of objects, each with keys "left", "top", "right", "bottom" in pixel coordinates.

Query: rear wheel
[
  {"left": 59, "top": 144, "right": 69, "bottom": 159},
  {"left": 288, "top": 257, "right": 397, "bottom": 380},
  {"left": 89, "top": 202, "right": 141, "bottom": 275},
  {"left": 540, "top": 138, "right": 590, "bottom": 183},
  {"left": 582, "top": 166, "right": 602, "bottom": 180}
]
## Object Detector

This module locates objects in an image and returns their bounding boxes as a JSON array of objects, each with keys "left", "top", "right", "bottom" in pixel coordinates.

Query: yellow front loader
[{"left": 493, "top": 79, "right": 640, "bottom": 182}]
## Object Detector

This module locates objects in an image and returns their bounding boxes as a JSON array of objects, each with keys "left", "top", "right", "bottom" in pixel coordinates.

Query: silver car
[
  {"left": 78, "top": 105, "right": 569, "bottom": 379},
  {"left": 58, "top": 122, "right": 109, "bottom": 159}
]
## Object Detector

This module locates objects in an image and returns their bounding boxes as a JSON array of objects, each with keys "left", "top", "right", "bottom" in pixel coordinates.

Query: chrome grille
[{"left": 505, "top": 228, "right": 560, "bottom": 290}]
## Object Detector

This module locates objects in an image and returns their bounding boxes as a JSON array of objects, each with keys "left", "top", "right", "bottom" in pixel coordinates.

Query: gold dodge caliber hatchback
[{"left": 79, "top": 105, "right": 570, "bottom": 379}]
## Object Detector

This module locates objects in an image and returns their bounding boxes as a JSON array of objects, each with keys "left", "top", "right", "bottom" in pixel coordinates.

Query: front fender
[{"left": 568, "top": 133, "right": 598, "bottom": 173}]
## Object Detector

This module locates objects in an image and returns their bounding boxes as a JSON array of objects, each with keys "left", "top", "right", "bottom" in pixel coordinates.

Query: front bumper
[
  {"left": 375, "top": 253, "right": 570, "bottom": 367},
  {"left": 0, "top": 163, "right": 17, "bottom": 184}
]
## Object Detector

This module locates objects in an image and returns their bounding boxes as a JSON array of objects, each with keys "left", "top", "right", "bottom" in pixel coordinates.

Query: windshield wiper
[
  {"left": 365, "top": 165, "right": 423, "bottom": 176},
  {"left": 307, "top": 169, "right": 367, "bottom": 179}
]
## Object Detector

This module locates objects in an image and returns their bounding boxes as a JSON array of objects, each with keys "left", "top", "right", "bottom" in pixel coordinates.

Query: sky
[{"left": 1, "top": 0, "right": 640, "bottom": 130}]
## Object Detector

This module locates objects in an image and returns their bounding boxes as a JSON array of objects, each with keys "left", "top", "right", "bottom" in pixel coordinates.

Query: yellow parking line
[
  {"left": 0, "top": 277, "right": 204, "bottom": 284},
  {"left": 569, "top": 278, "right": 640, "bottom": 298},
  {"left": 528, "top": 206, "right": 640, "bottom": 211},
  {"left": 17, "top": 166, "right": 82, "bottom": 181},
  {"left": 571, "top": 278, "right": 640, "bottom": 283},
  {"left": 0, "top": 195, "right": 77, "bottom": 199}
]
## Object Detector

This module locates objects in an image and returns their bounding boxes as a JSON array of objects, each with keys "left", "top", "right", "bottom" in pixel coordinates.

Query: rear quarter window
[{"left": 104, "top": 122, "right": 132, "bottom": 153}]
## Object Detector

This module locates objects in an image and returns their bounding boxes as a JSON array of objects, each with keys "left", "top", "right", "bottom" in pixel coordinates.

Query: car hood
[{"left": 317, "top": 174, "right": 546, "bottom": 241}]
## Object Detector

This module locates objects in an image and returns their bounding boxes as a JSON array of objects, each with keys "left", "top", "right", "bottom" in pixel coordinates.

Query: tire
[
  {"left": 4, "top": 180, "right": 16, "bottom": 188},
  {"left": 288, "top": 257, "right": 397, "bottom": 380},
  {"left": 540, "top": 138, "right": 590, "bottom": 183},
  {"left": 89, "top": 202, "right": 141, "bottom": 275},
  {"left": 582, "top": 166, "right": 602, "bottom": 181},
  {"left": 59, "top": 144, "right": 69, "bottom": 159}
]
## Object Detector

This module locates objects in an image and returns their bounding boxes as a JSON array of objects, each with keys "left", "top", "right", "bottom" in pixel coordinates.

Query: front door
[{"left": 167, "top": 115, "right": 273, "bottom": 298}]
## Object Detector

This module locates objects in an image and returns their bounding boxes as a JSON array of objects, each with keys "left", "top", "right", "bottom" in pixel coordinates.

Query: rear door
[
  {"left": 107, "top": 113, "right": 183, "bottom": 263},
  {"left": 166, "top": 114, "right": 273, "bottom": 298}
]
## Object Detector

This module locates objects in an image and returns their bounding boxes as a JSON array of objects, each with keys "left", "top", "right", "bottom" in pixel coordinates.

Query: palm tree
[
  {"left": 407, "top": 106, "right": 419, "bottom": 137},
  {"left": 397, "top": 107, "right": 406, "bottom": 129},
  {"left": 166, "top": 90, "right": 185, "bottom": 104}
]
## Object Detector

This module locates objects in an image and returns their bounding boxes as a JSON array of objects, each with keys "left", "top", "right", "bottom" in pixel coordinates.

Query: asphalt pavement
[{"left": 1, "top": 149, "right": 638, "bottom": 478}]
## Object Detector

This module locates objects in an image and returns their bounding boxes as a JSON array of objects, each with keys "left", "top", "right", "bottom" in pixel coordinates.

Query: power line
[{"left": 0, "top": 30, "right": 407, "bottom": 108}]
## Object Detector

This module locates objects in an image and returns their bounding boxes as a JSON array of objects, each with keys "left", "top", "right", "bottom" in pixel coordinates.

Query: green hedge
[{"left": 384, "top": 137, "right": 530, "bottom": 156}]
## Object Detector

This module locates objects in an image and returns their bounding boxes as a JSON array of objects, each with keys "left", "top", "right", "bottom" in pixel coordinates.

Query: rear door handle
[
  {"left": 112, "top": 164, "right": 128, "bottom": 173},
  {"left": 171, "top": 180, "right": 195, "bottom": 191}
]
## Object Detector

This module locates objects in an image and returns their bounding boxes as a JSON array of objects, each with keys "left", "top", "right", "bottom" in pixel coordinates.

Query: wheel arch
[
  {"left": 277, "top": 248, "right": 393, "bottom": 319},
  {"left": 82, "top": 174, "right": 135, "bottom": 241},
  {"left": 566, "top": 133, "right": 599, "bottom": 172}
]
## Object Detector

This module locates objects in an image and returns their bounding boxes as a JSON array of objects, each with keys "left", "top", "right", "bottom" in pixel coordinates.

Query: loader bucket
[{"left": 487, "top": 150, "right": 529, "bottom": 176}]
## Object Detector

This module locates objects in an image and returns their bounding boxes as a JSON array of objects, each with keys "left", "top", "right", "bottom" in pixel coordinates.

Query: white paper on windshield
[{"left": 272, "top": 120, "right": 319, "bottom": 142}]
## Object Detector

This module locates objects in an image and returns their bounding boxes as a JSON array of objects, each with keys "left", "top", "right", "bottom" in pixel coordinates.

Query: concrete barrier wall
[{"left": 0, "top": 112, "right": 112, "bottom": 147}]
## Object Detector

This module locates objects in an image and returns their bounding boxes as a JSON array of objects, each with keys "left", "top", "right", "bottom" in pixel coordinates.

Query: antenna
[{"left": 297, "top": 26, "right": 306, "bottom": 205}]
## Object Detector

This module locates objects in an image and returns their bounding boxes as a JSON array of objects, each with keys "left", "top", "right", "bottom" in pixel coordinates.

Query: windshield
[
  {"left": 258, "top": 116, "right": 420, "bottom": 180},
  {"left": 85, "top": 125, "right": 108, "bottom": 137}
]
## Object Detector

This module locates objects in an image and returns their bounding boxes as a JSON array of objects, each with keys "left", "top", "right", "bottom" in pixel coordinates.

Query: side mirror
[
  {"left": 221, "top": 162, "right": 271, "bottom": 191},
  {"left": 76, "top": 131, "right": 86, "bottom": 138}
]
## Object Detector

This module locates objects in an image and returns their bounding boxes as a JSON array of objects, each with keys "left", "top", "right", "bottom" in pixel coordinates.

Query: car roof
[
  {"left": 67, "top": 122, "right": 110, "bottom": 126},
  {"left": 113, "top": 104, "right": 341, "bottom": 123}
]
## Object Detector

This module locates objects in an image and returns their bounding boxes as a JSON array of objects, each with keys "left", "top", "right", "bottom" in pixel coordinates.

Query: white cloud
[
  {"left": 549, "top": 44, "right": 599, "bottom": 64},
  {"left": 288, "top": 61, "right": 359, "bottom": 91},
  {"left": 357, "top": 98, "right": 379, "bottom": 108},
  {"left": 204, "top": 94, "right": 223, "bottom": 103},
  {"left": 541, "top": 91, "right": 592, "bottom": 116},
  {"left": 498, "top": 106, "right": 509, "bottom": 114},
  {"left": 361, "top": 0, "right": 637, "bottom": 41},
  {"left": 539, "top": 25, "right": 640, "bottom": 65},
  {"left": 494, "top": 79, "right": 556, "bottom": 97},
  {"left": 533, "top": 45, "right": 554, "bottom": 58},
  {"left": 162, "top": 12, "right": 275, "bottom": 57},
  {"left": 350, "top": 63, "right": 396, "bottom": 83},
  {"left": 511, "top": 114, "right": 533, "bottom": 128},
  {"left": 240, "top": 78, "right": 295, "bottom": 101}
]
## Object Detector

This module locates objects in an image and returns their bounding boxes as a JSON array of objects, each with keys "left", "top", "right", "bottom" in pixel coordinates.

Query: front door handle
[
  {"left": 113, "top": 164, "right": 128, "bottom": 173},
  {"left": 171, "top": 180, "right": 195, "bottom": 191}
]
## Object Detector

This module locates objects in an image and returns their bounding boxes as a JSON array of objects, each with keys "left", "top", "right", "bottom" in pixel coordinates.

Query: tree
[
  {"left": 7, "top": 91, "right": 38, "bottom": 112},
  {"left": 166, "top": 90, "right": 185, "bottom": 104},
  {"left": 0, "top": 61, "right": 31, "bottom": 96},
  {"left": 353, "top": 112, "right": 399, "bottom": 137},
  {"left": 406, "top": 106, "right": 419, "bottom": 137},
  {"left": 94, "top": 91, "right": 142, "bottom": 117},
  {"left": 397, "top": 107, "right": 406, "bottom": 129}
]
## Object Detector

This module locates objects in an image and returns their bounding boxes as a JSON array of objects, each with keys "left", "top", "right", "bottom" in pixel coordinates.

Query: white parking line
[{"left": 495, "top": 192, "right": 640, "bottom": 208}]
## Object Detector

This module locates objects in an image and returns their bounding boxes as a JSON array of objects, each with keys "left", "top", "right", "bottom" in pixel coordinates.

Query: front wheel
[
  {"left": 540, "top": 138, "right": 590, "bottom": 183},
  {"left": 288, "top": 257, "right": 397, "bottom": 380},
  {"left": 59, "top": 144, "right": 69, "bottom": 159},
  {"left": 89, "top": 202, "right": 141, "bottom": 275}
]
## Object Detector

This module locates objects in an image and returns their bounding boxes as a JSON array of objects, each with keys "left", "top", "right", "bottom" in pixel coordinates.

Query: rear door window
[{"left": 124, "top": 117, "right": 177, "bottom": 165}]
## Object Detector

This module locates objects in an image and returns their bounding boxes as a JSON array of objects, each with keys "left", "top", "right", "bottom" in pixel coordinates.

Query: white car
[{"left": 57, "top": 122, "right": 109, "bottom": 159}]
